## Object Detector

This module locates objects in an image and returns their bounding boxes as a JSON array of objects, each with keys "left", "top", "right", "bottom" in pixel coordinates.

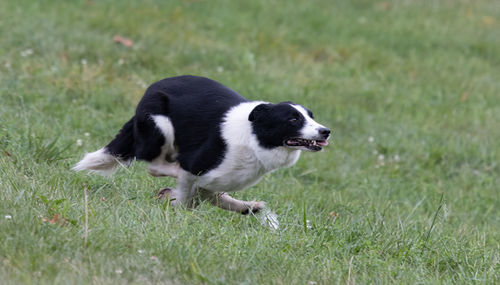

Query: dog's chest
[{"left": 196, "top": 146, "right": 300, "bottom": 192}]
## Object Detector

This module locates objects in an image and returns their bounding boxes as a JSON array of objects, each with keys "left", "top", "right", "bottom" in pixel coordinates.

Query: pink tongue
[{"left": 317, "top": 140, "right": 329, "bottom": 146}]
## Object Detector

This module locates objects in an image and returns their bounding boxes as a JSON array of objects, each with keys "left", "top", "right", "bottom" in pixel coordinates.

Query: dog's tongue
[{"left": 317, "top": 140, "right": 329, "bottom": 146}]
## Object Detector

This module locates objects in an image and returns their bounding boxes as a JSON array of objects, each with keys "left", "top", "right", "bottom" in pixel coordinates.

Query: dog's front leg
[
  {"left": 200, "top": 190, "right": 265, "bottom": 215},
  {"left": 158, "top": 170, "right": 198, "bottom": 207}
]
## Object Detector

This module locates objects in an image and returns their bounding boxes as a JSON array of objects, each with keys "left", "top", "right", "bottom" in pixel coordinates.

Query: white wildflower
[
  {"left": 136, "top": 80, "right": 147, "bottom": 89},
  {"left": 216, "top": 66, "right": 224, "bottom": 73},
  {"left": 5, "top": 215, "right": 12, "bottom": 220},
  {"left": 21, "top": 49, "right": 33, "bottom": 57},
  {"left": 76, "top": 139, "right": 83, "bottom": 146},
  {"left": 306, "top": 219, "right": 312, "bottom": 229},
  {"left": 81, "top": 59, "right": 87, "bottom": 65},
  {"left": 115, "top": 268, "right": 123, "bottom": 274},
  {"left": 376, "top": 154, "right": 385, "bottom": 167},
  {"left": 137, "top": 249, "right": 145, "bottom": 254},
  {"left": 118, "top": 58, "right": 125, "bottom": 65},
  {"left": 393, "top": 154, "right": 400, "bottom": 162},
  {"left": 84, "top": 132, "right": 90, "bottom": 137},
  {"left": 368, "top": 136, "right": 374, "bottom": 143}
]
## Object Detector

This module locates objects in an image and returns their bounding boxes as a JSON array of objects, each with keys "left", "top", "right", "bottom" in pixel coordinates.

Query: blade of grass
[{"left": 425, "top": 192, "right": 444, "bottom": 243}]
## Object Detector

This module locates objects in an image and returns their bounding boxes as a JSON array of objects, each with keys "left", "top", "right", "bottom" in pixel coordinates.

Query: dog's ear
[{"left": 248, "top": 103, "right": 271, "bottom": 122}]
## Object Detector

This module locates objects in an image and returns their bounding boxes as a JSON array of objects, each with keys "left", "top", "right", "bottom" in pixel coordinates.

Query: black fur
[
  {"left": 106, "top": 75, "right": 247, "bottom": 175},
  {"left": 248, "top": 102, "right": 306, "bottom": 149},
  {"left": 105, "top": 118, "right": 135, "bottom": 160}
]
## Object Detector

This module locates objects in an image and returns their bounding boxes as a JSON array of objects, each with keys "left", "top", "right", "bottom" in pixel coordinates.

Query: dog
[{"left": 73, "top": 75, "right": 330, "bottom": 214}]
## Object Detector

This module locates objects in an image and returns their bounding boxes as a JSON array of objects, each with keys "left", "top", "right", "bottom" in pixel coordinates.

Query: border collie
[{"left": 73, "top": 75, "right": 330, "bottom": 214}]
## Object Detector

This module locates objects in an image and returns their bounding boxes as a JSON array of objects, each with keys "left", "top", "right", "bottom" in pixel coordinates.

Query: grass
[{"left": 1, "top": 0, "right": 499, "bottom": 283}]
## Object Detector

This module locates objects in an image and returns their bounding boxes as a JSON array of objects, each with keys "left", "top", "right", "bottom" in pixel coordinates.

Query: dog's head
[{"left": 248, "top": 102, "right": 330, "bottom": 151}]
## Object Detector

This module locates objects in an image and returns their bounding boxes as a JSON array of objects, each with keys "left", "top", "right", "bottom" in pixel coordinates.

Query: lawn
[{"left": 0, "top": 0, "right": 499, "bottom": 284}]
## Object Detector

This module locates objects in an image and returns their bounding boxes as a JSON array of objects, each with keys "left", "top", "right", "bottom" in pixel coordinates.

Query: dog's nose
[{"left": 318, "top": 127, "right": 331, "bottom": 137}]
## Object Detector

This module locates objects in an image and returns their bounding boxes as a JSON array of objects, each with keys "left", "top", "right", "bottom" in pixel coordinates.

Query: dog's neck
[
  {"left": 255, "top": 147, "right": 301, "bottom": 172},
  {"left": 221, "top": 102, "right": 302, "bottom": 172}
]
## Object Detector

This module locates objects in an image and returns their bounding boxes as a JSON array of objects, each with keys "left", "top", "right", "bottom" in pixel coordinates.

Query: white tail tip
[{"left": 72, "top": 148, "right": 124, "bottom": 176}]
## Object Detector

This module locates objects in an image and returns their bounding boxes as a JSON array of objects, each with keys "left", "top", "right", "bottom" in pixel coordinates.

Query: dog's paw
[
  {"left": 156, "top": 187, "right": 172, "bottom": 199},
  {"left": 241, "top": 201, "right": 266, "bottom": 215}
]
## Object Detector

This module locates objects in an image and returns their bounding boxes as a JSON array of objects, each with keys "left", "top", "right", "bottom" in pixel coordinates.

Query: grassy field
[{"left": 1, "top": 0, "right": 499, "bottom": 284}]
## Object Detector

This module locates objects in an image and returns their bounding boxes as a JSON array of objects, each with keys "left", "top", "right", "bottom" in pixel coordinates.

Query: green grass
[{"left": 1, "top": 0, "right": 499, "bottom": 284}]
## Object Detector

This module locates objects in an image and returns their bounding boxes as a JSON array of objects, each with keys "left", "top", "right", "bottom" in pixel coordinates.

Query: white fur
[
  {"left": 151, "top": 115, "right": 177, "bottom": 155},
  {"left": 292, "top": 105, "right": 327, "bottom": 139},
  {"left": 194, "top": 102, "right": 301, "bottom": 193},
  {"left": 148, "top": 115, "right": 180, "bottom": 178},
  {"left": 71, "top": 148, "right": 125, "bottom": 176}
]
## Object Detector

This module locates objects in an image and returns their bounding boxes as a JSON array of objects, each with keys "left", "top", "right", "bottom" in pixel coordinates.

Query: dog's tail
[{"left": 72, "top": 117, "right": 135, "bottom": 176}]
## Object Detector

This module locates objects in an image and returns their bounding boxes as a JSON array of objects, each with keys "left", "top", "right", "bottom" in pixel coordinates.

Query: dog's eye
[{"left": 289, "top": 118, "right": 298, "bottom": 123}]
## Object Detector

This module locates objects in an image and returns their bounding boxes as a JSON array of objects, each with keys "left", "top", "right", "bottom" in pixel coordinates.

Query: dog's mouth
[{"left": 284, "top": 138, "right": 329, "bottom": 151}]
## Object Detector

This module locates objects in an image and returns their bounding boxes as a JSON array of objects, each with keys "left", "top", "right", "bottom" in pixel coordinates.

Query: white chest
[{"left": 196, "top": 145, "right": 300, "bottom": 192}]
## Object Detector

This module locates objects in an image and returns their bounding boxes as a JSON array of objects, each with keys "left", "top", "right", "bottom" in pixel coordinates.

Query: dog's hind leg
[
  {"left": 148, "top": 161, "right": 180, "bottom": 178},
  {"left": 200, "top": 191, "right": 265, "bottom": 214}
]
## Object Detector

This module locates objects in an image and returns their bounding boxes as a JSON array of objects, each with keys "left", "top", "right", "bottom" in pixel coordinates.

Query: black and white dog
[{"left": 73, "top": 75, "right": 330, "bottom": 214}]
